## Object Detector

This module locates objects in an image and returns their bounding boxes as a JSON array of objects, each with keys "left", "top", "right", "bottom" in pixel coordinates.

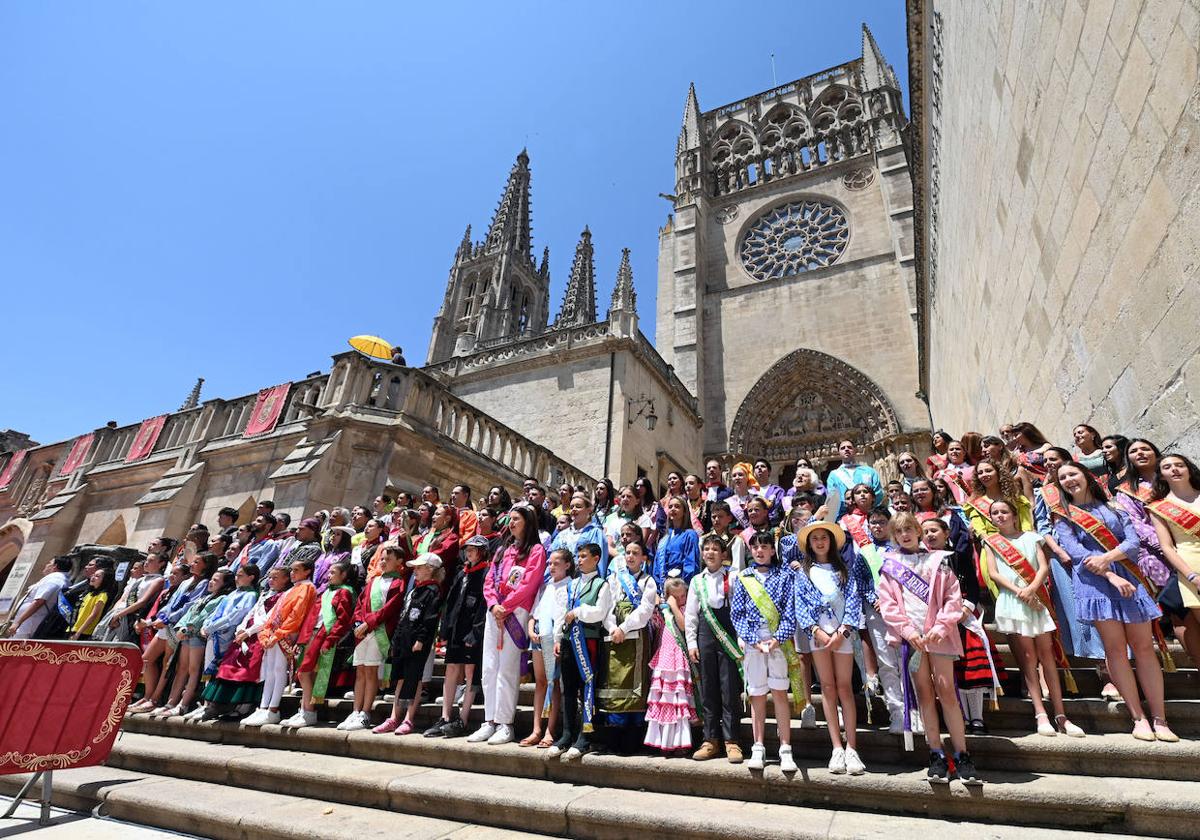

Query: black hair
[
  {"left": 753, "top": 459, "right": 771, "bottom": 472},
  {"left": 51, "top": 556, "right": 72, "bottom": 573},
  {"left": 194, "top": 551, "right": 220, "bottom": 580},
  {"left": 289, "top": 556, "right": 316, "bottom": 574},
  {"left": 577, "top": 542, "right": 602, "bottom": 561},
  {"left": 257, "top": 513, "right": 277, "bottom": 529},
  {"left": 377, "top": 494, "right": 393, "bottom": 504},
  {"left": 701, "top": 533, "right": 731, "bottom": 555},
  {"left": 276, "top": 513, "right": 292, "bottom": 528},
  {"left": 259, "top": 500, "right": 275, "bottom": 511},
  {"left": 868, "top": 508, "right": 892, "bottom": 522},
  {"left": 489, "top": 486, "right": 513, "bottom": 510},
  {"left": 505, "top": 505, "right": 540, "bottom": 555},
  {"left": 548, "top": 547, "right": 576, "bottom": 574},
  {"left": 710, "top": 499, "right": 732, "bottom": 516},
  {"left": 1120, "top": 438, "right": 1160, "bottom": 492},
  {"left": 1056, "top": 461, "right": 1110, "bottom": 508},
  {"left": 239, "top": 563, "right": 262, "bottom": 591},
  {"left": 801, "top": 527, "right": 848, "bottom": 586},
  {"left": 218, "top": 506, "right": 239, "bottom": 520},
  {"left": 453, "top": 485, "right": 472, "bottom": 506},
  {"left": 1074, "top": 423, "right": 1103, "bottom": 449},
  {"left": 329, "top": 560, "right": 358, "bottom": 591},
  {"left": 747, "top": 530, "right": 777, "bottom": 549}
]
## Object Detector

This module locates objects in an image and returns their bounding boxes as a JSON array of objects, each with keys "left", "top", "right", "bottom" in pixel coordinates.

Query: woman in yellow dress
[{"left": 1149, "top": 454, "right": 1200, "bottom": 616}]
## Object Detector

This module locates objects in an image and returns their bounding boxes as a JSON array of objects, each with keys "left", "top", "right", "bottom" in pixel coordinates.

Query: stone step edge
[
  {"left": 112, "top": 726, "right": 1200, "bottom": 839},
  {"left": 0, "top": 765, "right": 556, "bottom": 840}
]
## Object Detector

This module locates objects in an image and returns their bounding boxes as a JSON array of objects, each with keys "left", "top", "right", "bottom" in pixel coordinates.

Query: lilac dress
[{"left": 1052, "top": 502, "right": 1161, "bottom": 625}]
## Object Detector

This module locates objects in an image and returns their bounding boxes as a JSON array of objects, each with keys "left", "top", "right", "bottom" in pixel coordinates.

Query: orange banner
[
  {"left": 243, "top": 383, "right": 292, "bottom": 437},
  {"left": 125, "top": 415, "right": 167, "bottom": 463}
]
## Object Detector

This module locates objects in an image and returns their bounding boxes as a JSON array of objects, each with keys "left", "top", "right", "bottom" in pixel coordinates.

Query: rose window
[{"left": 739, "top": 201, "right": 849, "bottom": 281}]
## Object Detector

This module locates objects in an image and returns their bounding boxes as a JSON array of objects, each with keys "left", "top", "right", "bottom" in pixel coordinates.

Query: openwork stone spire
[
  {"left": 677, "top": 82, "right": 701, "bottom": 154},
  {"left": 554, "top": 227, "right": 597, "bottom": 328},
  {"left": 484, "top": 149, "right": 533, "bottom": 259},
  {"left": 179, "top": 377, "right": 204, "bottom": 411},
  {"left": 609, "top": 248, "right": 636, "bottom": 314},
  {"left": 861, "top": 23, "right": 899, "bottom": 90}
]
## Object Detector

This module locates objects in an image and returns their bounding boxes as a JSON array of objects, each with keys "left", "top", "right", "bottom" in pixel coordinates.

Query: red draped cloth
[
  {"left": 243, "top": 383, "right": 292, "bottom": 437},
  {"left": 58, "top": 433, "right": 94, "bottom": 476},
  {"left": 125, "top": 415, "right": 167, "bottom": 463}
]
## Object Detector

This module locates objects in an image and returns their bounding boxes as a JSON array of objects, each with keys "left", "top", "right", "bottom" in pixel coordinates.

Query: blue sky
[{"left": 0, "top": 2, "right": 908, "bottom": 445}]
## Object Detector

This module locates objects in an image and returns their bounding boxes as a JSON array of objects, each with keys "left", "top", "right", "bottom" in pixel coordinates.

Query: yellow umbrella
[{"left": 348, "top": 335, "right": 394, "bottom": 360}]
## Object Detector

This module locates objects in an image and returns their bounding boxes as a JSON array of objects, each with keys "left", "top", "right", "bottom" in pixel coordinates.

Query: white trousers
[
  {"left": 863, "top": 603, "right": 904, "bottom": 720},
  {"left": 481, "top": 607, "right": 528, "bottom": 725},
  {"left": 260, "top": 644, "right": 288, "bottom": 710}
]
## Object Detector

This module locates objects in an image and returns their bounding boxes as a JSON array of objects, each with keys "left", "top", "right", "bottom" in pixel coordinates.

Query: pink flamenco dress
[{"left": 643, "top": 607, "right": 700, "bottom": 753}]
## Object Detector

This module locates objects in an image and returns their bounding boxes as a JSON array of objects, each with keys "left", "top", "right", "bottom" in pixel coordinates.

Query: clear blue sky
[{"left": 0, "top": 2, "right": 908, "bottom": 445}]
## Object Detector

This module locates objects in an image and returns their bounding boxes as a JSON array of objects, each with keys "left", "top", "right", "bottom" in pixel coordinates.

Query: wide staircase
[{"left": 4, "top": 638, "right": 1199, "bottom": 839}]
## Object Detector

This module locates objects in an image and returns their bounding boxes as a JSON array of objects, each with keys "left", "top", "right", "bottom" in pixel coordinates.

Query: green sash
[
  {"left": 695, "top": 575, "right": 744, "bottom": 680},
  {"left": 313, "top": 584, "right": 352, "bottom": 702},
  {"left": 371, "top": 574, "right": 399, "bottom": 681},
  {"left": 661, "top": 603, "right": 704, "bottom": 724},
  {"left": 736, "top": 573, "right": 806, "bottom": 712},
  {"left": 859, "top": 543, "right": 884, "bottom": 585}
]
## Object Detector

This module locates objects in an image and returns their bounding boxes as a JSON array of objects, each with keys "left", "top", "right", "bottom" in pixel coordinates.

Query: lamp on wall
[{"left": 627, "top": 395, "right": 658, "bottom": 431}]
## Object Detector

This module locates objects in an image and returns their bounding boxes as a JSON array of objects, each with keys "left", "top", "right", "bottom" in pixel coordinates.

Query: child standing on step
[
  {"left": 984, "top": 499, "right": 1084, "bottom": 738},
  {"left": 794, "top": 521, "right": 865, "bottom": 775},
  {"left": 645, "top": 575, "right": 699, "bottom": 754},
  {"left": 523, "top": 548, "right": 571, "bottom": 747},
  {"left": 285, "top": 561, "right": 357, "bottom": 728},
  {"left": 600, "top": 540, "right": 659, "bottom": 754},
  {"left": 877, "top": 512, "right": 982, "bottom": 785},
  {"left": 341, "top": 544, "right": 406, "bottom": 731},
  {"left": 244, "top": 558, "right": 317, "bottom": 727},
  {"left": 730, "top": 531, "right": 799, "bottom": 773},
  {"left": 686, "top": 535, "right": 744, "bottom": 763},
  {"left": 374, "top": 554, "right": 444, "bottom": 734},
  {"left": 551, "top": 542, "right": 610, "bottom": 761},
  {"left": 426, "top": 535, "right": 490, "bottom": 740}
]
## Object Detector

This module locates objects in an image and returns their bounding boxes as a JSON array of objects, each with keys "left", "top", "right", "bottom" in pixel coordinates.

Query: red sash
[
  {"left": 839, "top": 511, "right": 871, "bottom": 548},
  {"left": 1041, "top": 484, "right": 1067, "bottom": 517},
  {"left": 1063, "top": 504, "right": 1175, "bottom": 671},
  {"left": 964, "top": 495, "right": 997, "bottom": 530},
  {"left": 1117, "top": 482, "right": 1154, "bottom": 504},
  {"left": 1018, "top": 450, "right": 1048, "bottom": 479},
  {"left": 983, "top": 533, "right": 1077, "bottom": 692},
  {"left": 927, "top": 453, "right": 948, "bottom": 473},
  {"left": 1147, "top": 498, "right": 1200, "bottom": 538}
]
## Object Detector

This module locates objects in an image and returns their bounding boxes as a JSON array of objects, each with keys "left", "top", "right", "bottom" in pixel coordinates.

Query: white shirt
[
  {"left": 684, "top": 566, "right": 730, "bottom": 650},
  {"left": 12, "top": 572, "right": 69, "bottom": 639},
  {"left": 602, "top": 570, "right": 658, "bottom": 637},
  {"left": 532, "top": 577, "right": 570, "bottom": 638}
]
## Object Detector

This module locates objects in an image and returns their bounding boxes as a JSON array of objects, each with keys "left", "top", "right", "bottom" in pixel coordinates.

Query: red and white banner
[
  {"left": 125, "top": 415, "right": 167, "bottom": 463},
  {"left": 243, "top": 382, "right": 292, "bottom": 438},
  {"left": 0, "top": 449, "right": 27, "bottom": 490},
  {"left": 58, "top": 432, "right": 95, "bottom": 476}
]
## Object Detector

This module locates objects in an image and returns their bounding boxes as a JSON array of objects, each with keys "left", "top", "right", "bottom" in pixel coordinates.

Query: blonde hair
[
  {"left": 663, "top": 577, "right": 688, "bottom": 602},
  {"left": 888, "top": 511, "right": 921, "bottom": 539}
]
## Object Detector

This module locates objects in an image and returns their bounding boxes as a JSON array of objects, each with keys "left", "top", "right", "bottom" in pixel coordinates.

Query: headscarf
[{"left": 732, "top": 461, "right": 761, "bottom": 490}]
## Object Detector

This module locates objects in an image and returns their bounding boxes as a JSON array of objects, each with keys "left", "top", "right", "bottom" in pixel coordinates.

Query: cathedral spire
[
  {"left": 861, "top": 23, "right": 899, "bottom": 90},
  {"left": 677, "top": 82, "right": 702, "bottom": 153},
  {"left": 554, "top": 227, "right": 596, "bottom": 329},
  {"left": 179, "top": 377, "right": 204, "bottom": 411},
  {"left": 484, "top": 150, "right": 533, "bottom": 259},
  {"left": 538, "top": 246, "right": 550, "bottom": 280},
  {"left": 608, "top": 248, "right": 636, "bottom": 315}
]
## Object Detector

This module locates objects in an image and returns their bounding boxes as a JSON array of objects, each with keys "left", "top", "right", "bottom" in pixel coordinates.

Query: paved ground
[{"left": 0, "top": 796, "right": 198, "bottom": 839}]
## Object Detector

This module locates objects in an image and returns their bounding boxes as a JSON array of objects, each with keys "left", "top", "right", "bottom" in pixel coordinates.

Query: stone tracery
[{"left": 739, "top": 200, "right": 850, "bottom": 281}]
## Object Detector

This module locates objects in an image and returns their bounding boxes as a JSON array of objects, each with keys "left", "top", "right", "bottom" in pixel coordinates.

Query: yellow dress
[
  {"left": 70, "top": 591, "right": 109, "bottom": 636},
  {"left": 1159, "top": 497, "right": 1200, "bottom": 609}
]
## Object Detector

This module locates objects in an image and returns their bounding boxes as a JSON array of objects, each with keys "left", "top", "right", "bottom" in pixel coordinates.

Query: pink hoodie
[{"left": 876, "top": 550, "right": 964, "bottom": 657}]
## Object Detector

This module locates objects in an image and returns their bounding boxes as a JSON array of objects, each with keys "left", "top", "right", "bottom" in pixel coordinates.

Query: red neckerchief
[
  {"left": 463, "top": 559, "right": 489, "bottom": 574},
  {"left": 413, "top": 578, "right": 440, "bottom": 589}
]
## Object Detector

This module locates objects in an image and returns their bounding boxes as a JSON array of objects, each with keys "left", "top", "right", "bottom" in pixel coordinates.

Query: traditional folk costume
[
  {"left": 556, "top": 569, "right": 609, "bottom": 751},
  {"left": 825, "top": 462, "right": 884, "bottom": 518},
  {"left": 353, "top": 571, "right": 407, "bottom": 679},
  {"left": 945, "top": 515, "right": 1004, "bottom": 724},
  {"left": 935, "top": 462, "right": 975, "bottom": 505},
  {"left": 644, "top": 599, "right": 700, "bottom": 753},
  {"left": 201, "top": 589, "right": 283, "bottom": 710},
  {"left": 846, "top": 533, "right": 905, "bottom": 727},
  {"left": 598, "top": 565, "right": 658, "bottom": 731},
  {"left": 200, "top": 586, "right": 257, "bottom": 675},
  {"left": 550, "top": 521, "right": 609, "bottom": 577},
  {"left": 482, "top": 543, "right": 547, "bottom": 727},
  {"left": 256, "top": 579, "right": 316, "bottom": 711},
  {"left": 684, "top": 566, "right": 743, "bottom": 749},
  {"left": 703, "top": 528, "right": 745, "bottom": 572},
  {"left": 729, "top": 563, "right": 803, "bottom": 709},
  {"left": 295, "top": 583, "right": 355, "bottom": 703},
  {"left": 389, "top": 579, "right": 443, "bottom": 703},
  {"left": 96, "top": 572, "right": 163, "bottom": 643},
  {"left": 1051, "top": 501, "right": 1174, "bottom": 668},
  {"left": 176, "top": 591, "right": 226, "bottom": 657},
  {"left": 794, "top": 560, "right": 861, "bottom": 654},
  {"left": 876, "top": 549, "right": 964, "bottom": 750}
]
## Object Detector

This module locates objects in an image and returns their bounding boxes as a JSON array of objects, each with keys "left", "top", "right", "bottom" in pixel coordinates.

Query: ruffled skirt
[{"left": 643, "top": 629, "right": 698, "bottom": 752}]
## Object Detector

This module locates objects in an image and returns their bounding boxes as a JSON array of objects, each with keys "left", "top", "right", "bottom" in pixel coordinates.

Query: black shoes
[
  {"left": 955, "top": 751, "right": 983, "bottom": 785},
  {"left": 423, "top": 717, "right": 450, "bottom": 738},
  {"left": 966, "top": 718, "right": 988, "bottom": 735},
  {"left": 927, "top": 750, "right": 950, "bottom": 783},
  {"left": 441, "top": 718, "right": 467, "bottom": 738}
]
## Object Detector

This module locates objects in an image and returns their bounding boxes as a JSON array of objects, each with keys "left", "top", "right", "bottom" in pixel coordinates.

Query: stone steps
[{"left": 108, "top": 723, "right": 1188, "bottom": 838}]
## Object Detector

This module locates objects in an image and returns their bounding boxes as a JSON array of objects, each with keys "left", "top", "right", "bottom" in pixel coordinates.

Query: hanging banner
[
  {"left": 243, "top": 382, "right": 292, "bottom": 438},
  {"left": 0, "top": 449, "right": 28, "bottom": 491},
  {"left": 125, "top": 415, "right": 167, "bottom": 463},
  {"left": 58, "top": 433, "right": 95, "bottom": 476}
]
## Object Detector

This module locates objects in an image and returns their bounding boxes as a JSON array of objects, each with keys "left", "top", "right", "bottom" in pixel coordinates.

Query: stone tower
[
  {"left": 657, "top": 25, "right": 929, "bottom": 469},
  {"left": 553, "top": 227, "right": 597, "bottom": 329},
  {"left": 426, "top": 150, "right": 551, "bottom": 364}
]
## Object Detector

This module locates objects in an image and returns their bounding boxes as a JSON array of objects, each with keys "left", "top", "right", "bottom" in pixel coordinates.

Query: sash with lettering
[
  {"left": 735, "top": 572, "right": 807, "bottom": 712},
  {"left": 58, "top": 432, "right": 94, "bottom": 476},
  {"left": 243, "top": 382, "right": 292, "bottom": 437},
  {"left": 695, "top": 572, "right": 743, "bottom": 679},
  {"left": 566, "top": 574, "right": 603, "bottom": 732},
  {"left": 879, "top": 552, "right": 934, "bottom": 750},
  {"left": 125, "top": 414, "right": 167, "bottom": 462},
  {"left": 839, "top": 511, "right": 871, "bottom": 549},
  {"left": 983, "top": 533, "right": 1078, "bottom": 693},
  {"left": 0, "top": 448, "right": 27, "bottom": 490},
  {"left": 491, "top": 555, "right": 531, "bottom": 650},
  {"left": 1062, "top": 503, "right": 1176, "bottom": 671}
]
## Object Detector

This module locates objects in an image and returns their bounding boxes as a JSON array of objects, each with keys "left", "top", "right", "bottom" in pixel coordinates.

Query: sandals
[
  {"left": 1131, "top": 718, "right": 1156, "bottom": 742},
  {"left": 537, "top": 734, "right": 555, "bottom": 749},
  {"left": 1152, "top": 717, "right": 1179, "bottom": 743},
  {"left": 519, "top": 732, "right": 542, "bottom": 748},
  {"left": 1054, "top": 714, "right": 1085, "bottom": 738},
  {"left": 1035, "top": 713, "right": 1057, "bottom": 737}
]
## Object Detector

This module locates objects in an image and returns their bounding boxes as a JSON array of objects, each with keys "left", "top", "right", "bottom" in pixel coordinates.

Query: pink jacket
[
  {"left": 876, "top": 551, "right": 964, "bottom": 657},
  {"left": 483, "top": 543, "right": 547, "bottom": 613}
]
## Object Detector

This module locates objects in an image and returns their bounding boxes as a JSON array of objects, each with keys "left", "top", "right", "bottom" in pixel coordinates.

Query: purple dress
[{"left": 1052, "top": 502, "right": 1161, "bottom": 625}]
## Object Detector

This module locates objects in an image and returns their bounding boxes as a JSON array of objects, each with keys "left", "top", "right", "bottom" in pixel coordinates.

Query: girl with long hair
[
  {"left": 926, "top": 430, "right": 953, "bottom": 479},
  {"left": 1148, "top": 453, "right": 1200, "bottom": 674}
]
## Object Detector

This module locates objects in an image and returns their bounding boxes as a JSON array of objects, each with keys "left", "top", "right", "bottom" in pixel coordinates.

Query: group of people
[{"left": 7, "top": 421, "right": 1199, "bottom": 786}]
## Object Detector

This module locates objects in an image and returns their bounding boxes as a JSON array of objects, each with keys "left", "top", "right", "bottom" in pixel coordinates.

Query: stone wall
[{"left": 914, "top": 0, "right": 1200, "bottom": 450}]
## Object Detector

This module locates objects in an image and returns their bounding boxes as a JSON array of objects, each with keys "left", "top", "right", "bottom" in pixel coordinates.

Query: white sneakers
[
  {"left": 746, "top": 743, "right": 766, "bottom": 770},
  {"left": 778, "top": 745, "right": 797, "bottom": 773},
  {"left": 563, "top": 746, "right": 585, "bottom": 761},
  {"left": 467, "top": 722, "right": 497, "bottom": 743},
  {"left": 181, "top": 706, "right": 206, "bottom": 722},
  {"left": 242, "top": 709, "right": 281, "bottom": 727},
  {"left": 844, "top": 747, "right": 866, "bottom": 775},
  {"left": 487, "top": 723, "right": 514, "bottom": 745},
  {"left": 546, "top": 744, "right": 564, "bottom": 758},
  {"left": 282, "top": 710, "right": 318, "bottom": 728},
  {"left": 828, "top": 746, "right": 847, "bottom": 774},
  {"left": 800, "top": 704, "right": 818, "bottom": 729},
  {"left": 337, "top": 711, "right": 369, "bottom": 731}
]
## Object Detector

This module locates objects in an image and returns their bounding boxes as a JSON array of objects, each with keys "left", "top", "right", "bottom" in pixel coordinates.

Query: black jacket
[
  {"left": 440, "top": 562, "right": 487, "bottom": 648},
  {"left": 947, "top": 513, "right": 982, "bottom": 606},
  {"left": 390, "top": 581, "right": 443, "bottom": 655}
]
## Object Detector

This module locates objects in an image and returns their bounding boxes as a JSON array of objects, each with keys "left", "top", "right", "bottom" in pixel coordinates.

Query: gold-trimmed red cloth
[
  {"left": 983, "top": 533, "right": 1077, "bottom": 693},
  {"left": 57, "top": 432, "right": 94, "bottom": 476},
  {"left": 243, "top": 383, "right": 292, "bottom": 437},
  {"left": 0, "top": 449, "right": 28, "bottom": 491},
  {"left": 0, "top": 640, "right": 141, "bottom": 775},
  {"left": 125, "top": 415, "right": 167, "bottom": 463},
  {"left": 1147, "top": 499, "right": 1200, "bottom": 538}
]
